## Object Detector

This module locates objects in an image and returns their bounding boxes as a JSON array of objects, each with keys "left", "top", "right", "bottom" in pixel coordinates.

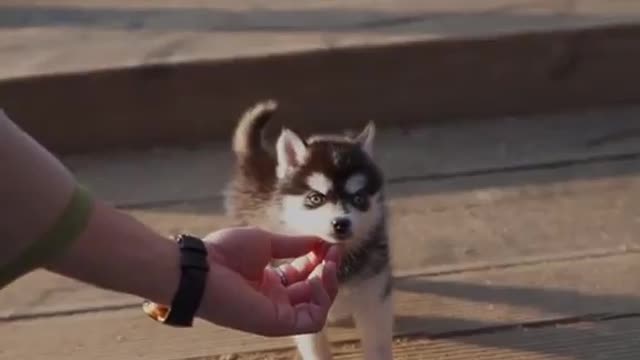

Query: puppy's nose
[{"left": 331, "top": 217, "right": 352, "bottom": 238}]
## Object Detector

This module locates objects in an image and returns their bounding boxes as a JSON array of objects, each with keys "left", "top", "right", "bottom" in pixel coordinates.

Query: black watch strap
[{"left": 142, "top": 234, "right": 209, "bottom": 327}]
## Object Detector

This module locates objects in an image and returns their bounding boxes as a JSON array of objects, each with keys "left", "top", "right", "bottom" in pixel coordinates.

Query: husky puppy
[{"left": 224, "top": 100, "right": 393, "bottom": 360}]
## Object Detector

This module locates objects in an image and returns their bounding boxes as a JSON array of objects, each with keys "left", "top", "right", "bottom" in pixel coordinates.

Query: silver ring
[{"left": 275, "top": 267, "right": 288, "bottom": 286}]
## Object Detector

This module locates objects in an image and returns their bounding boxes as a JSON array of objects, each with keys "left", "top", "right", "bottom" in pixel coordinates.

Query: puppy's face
[{"left": 274, "top": 123, "right": 384, "bottom": 248}]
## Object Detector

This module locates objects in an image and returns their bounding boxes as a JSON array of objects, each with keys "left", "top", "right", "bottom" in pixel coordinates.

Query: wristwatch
[{"left": 142, "top": 234, "right": 210, "bottom": 327}]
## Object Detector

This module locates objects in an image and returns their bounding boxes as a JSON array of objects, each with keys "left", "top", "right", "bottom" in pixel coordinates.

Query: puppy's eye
[
  {"left": 305, "top": 191, "right": 326, "bottom": 208},
  {"left": 352, "top": 193, "right": 369, "bottom": 208}
]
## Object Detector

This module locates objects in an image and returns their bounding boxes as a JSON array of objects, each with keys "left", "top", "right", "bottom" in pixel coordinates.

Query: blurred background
[{"left": 1, "top": 1, "right": 640, "bottom": 359}]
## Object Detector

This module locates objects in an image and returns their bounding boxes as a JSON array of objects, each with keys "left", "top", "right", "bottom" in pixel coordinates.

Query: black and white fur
[{"left": 224, "top": 100, "right": 393, "bottom": 360}]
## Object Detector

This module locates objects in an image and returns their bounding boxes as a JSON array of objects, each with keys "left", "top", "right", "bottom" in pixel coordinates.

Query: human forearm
[
  {"left": 0, "top": 110, "right": 179, "bottom": 304},
  {"left": 0, "top": 110, "right": 75, "bottom": 268},
  {"left": 45, "top": 200, "right": 180, "bottom": 306}
]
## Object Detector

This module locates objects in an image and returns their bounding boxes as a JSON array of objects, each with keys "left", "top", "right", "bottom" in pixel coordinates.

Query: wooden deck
[{"left": 2, "top": 106, "right": 640, "bottom": 359}]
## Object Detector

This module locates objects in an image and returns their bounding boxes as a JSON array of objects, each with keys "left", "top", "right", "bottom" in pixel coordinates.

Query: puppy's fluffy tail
[
  {"left": 229, "top": 100, "right": 278, "bottom": 197},
  {"left": 232, "top": 99, "right": 277, "bottom": 157}
]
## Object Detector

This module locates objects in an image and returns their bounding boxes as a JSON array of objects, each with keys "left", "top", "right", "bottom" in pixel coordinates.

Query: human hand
[{"left": 197, "top": 226, "right": 340, "bottom": 337}]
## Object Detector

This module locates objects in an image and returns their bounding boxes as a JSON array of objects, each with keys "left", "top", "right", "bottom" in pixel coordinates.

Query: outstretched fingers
[
  {"left": 257, "top": 254, "right": 339, "bottom": 336},
  {"left": 277, "top": 245, "right": 341, "bottom": 287},
  {"left": 285, "top": 258, "right": 338, "bottom": 305}
]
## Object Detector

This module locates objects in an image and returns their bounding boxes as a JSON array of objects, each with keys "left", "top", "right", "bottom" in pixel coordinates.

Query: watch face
[{"left": 142, "top": 301, "right": 170, "bottom": 322}]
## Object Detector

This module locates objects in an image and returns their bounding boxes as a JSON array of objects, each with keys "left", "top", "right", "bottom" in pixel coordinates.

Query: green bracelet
[{"left": 0, "top": 185, "right": 93, "bottom": 289}]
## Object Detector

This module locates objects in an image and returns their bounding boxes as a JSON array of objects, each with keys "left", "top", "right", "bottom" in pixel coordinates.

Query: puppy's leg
[
  {"left": 293, "top": 329, "right": 332, "bottom": 360},
  {"left": 352, "top": 271, "right": 394, "bottom": 360}
]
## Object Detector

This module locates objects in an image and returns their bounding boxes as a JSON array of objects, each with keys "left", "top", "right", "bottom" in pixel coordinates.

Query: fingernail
[
  {"left": 311, "top": 262, "right": 324, "bottom": 279},
  {"left": 308, "top": 250, "right": 319, "bottom": 263}
]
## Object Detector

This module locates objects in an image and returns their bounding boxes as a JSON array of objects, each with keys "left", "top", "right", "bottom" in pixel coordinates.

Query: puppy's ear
[
  {"left": 355, "top": 121, "right": 376, "bottom": 156},
  {"left": 276, "top": 128, "right": 307, "bottom": 178}
]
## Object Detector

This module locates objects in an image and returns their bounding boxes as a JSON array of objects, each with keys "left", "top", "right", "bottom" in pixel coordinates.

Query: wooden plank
[
  {"left": 0, "top": 271, "right": 138, "bottom": 321},
  {"left": 3, "top": 157, "right": 640, "bottom": 320},
  {"left": 0, "top": 0, "right": 547, "bottom": 80},
  {"left": 2, "top": 252, "right": 640, "bottom": 359},
  {"left": 3, "top": 6, "right": 640, "bottom": 153},
  {"left": 3, "top": 0, "right": 640, "bottom": 81},
  {"left": 333, "top": 318, "right": 640, "bottom": 360}
]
